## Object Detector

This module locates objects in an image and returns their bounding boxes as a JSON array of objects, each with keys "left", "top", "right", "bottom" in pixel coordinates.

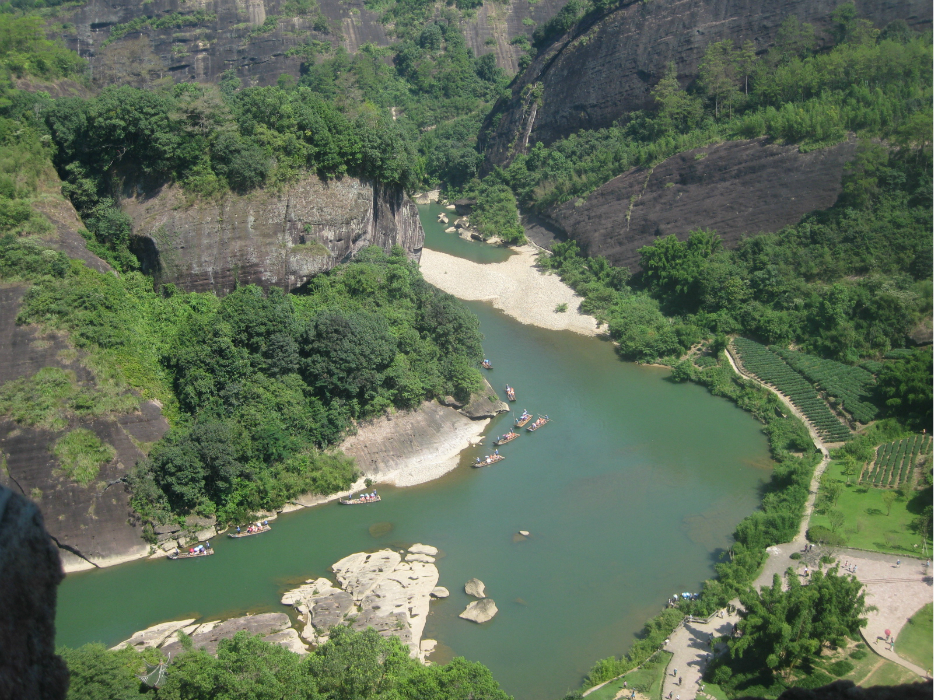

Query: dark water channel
[{"left": 55, "top": 207, "right": 773, "bottom": 699}]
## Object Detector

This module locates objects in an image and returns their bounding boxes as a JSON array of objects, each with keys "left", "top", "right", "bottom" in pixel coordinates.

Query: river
[{"left": 55, "top": 204, "right": 773, "bottom": 700}]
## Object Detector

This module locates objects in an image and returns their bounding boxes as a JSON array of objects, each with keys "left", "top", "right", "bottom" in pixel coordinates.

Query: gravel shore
[{"left": 420, "top": 246, "right": 600, "bottom": 336}]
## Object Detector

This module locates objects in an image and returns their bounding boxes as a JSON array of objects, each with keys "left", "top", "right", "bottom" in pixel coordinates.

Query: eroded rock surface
[
  {"left": 282, "top": 545, "right": 441, "bottom": 659},
  {"left": 111, "top": 619, "right": 196, "bottom": 651},
  {"left": 0, "top": 486, "right": 69, "bottom": 700},
  {"left": 159, "top": 613, "right": 297, "bottom": 657},
  {"left": 123, "top": 176, "right": 423, "bottom": 295},
  {"left": 548, "top": 137, "right": 858, "bottom": 269},
  {"left": 459, "top": 378, "right": 510, "bottom": 419}
]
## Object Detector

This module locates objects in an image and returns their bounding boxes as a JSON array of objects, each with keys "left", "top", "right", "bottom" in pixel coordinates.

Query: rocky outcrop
[
  {"left": 281, "top": 545, "right": 441, "bottom": 660},
  {"left": 122, "top": 175, "right": 424, "bottom": 295},
  {"left": 0, "top": 288, "right": 169, "bottom": 573},
  {"left": 338, "top": 399, "right": 492, "bottom": 488},
  {"left": 459, "top": 378, "right": 510, "bottom": 419},
  {"left": 464, "top": 578, "right": 486, "bottom": 598},
  {"left": 547, "top": 137, "right": 858, "bottom": 269},
  {"left": 482, "top": 0, "right": 931, "bottom": 167},
  {"left": 459, "top": 598, "right": 498, "bottom": 623},
  {"left": 0, "top": 486, "right": 69, "bottom": 700},
  {"left": 53, "top": 0, "right": 566, "bottom": 87},
  {"left": 159, "top": 613, "right": 301, "bottom": 657}
]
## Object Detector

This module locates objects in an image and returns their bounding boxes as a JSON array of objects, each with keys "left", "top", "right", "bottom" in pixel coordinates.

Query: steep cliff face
[
  {"left": 482, "top": 0, "right": 932, "bottom": 167},
  {"left": 0, "top": 288, "right": 169, "bottom": 573},
  {"left": 54, "top": 0, "right": 565, "bottom": 86},
  {"left": 544, "top": 137, "right": 857, "bottom": 269},
  {"left": 123, "top": 175, "right": 424, "bottom": 294}
]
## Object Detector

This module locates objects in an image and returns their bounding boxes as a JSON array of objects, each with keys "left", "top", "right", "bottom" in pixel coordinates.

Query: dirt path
[
  {"left": 724, "top": 344, "right": 830, "bottom": 542},
  {"left": 660, "top": 611, "right": 741, "bottom": 700}
]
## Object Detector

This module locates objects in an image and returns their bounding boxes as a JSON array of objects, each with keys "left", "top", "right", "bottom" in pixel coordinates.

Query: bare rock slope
[
  {"left": 548, "top": 137, "right": 858, "bottom": 269},
  {"left": 123, "top": 175, "right": 424, "bottom": 294}
]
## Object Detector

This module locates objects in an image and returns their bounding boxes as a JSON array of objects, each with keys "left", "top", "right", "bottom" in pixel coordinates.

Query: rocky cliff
[
  {"left": 546, "top": 137, "right": 857, "bottom": 269},
  {"left": 123, "top": 175, "right": 424, "bottom": 294},
  {"left": 482, "top": 0, "right": 932, "bottom": 167},
  {"left": 0, "top": 288, "right": 169, "bottom": 573},
  {"left": 53, "top": 0, "right": 565, "bottom": 87}
]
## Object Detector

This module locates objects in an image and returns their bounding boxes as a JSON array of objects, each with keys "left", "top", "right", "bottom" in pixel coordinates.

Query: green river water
[{"left": 55, "top": 204, "right": 773, "bottom": 699}]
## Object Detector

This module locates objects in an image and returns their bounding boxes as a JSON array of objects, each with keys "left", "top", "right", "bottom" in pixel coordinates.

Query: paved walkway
[
  {"left": 753, "top": 542, "right": 932, "bottom": 678},
  {"left": 660, "top": 611, "right": 740, "bottom": 700}
]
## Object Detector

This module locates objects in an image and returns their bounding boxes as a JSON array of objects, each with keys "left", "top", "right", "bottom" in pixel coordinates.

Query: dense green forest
[{"left": 61, "top": 626, "right": 513, "bottom": 699}]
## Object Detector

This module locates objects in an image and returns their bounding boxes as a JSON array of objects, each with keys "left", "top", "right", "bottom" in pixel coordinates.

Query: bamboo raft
[
  {"left": 339, "top": 495, "right": 382, "bottom": 505},
  {"left": 472, "top": 454, "right": 505, "bottom": 468},
  {"left": 169, "top": 549, "right": 214, "bottom": 560},
  {"left": 526, "top": 417, "right": 551, "bottom": 432},
  {"left": 494, "top": 433, "right": 520, "bottom": 446},
  {"left": 515, "top": 413, "right": 533, "bottom": 428},
  {"left": 482, "top": 360, "right": 493, "bottom": 370},
  {"left": 229, "top": 524, "right": 271, "bottom": 538},
  {"left": 505, "top": 386, "right": 516, "bottom": 401}
]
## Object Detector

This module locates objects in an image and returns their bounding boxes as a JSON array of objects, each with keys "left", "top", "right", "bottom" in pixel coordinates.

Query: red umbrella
[{"left": 884, "top": 629, "right": 891, "bottom": 637}]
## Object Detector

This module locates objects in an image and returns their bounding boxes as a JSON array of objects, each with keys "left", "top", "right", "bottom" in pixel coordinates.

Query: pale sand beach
[{"left": 420, "top": 246, "right": 600, "bottom": 337}]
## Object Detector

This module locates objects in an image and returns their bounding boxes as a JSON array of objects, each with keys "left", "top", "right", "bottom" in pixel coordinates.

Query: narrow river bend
[{"left": 55, "top": 206, "right": 773, "bottom": 700}]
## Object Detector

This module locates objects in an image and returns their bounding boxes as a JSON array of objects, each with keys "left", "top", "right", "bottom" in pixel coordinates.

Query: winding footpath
[{"left": 723, "top": 344, "right": 831, "bottom": 542}]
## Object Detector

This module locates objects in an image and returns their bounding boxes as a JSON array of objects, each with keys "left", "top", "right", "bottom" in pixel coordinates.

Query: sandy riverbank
[{"left": 420, "top": 246, "right": 600, "bottom": 337}]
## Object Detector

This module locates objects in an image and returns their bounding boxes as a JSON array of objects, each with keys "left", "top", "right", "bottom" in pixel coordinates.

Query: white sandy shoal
[{"left": 419, "top": 246, "right": 599, "bottom": 336}]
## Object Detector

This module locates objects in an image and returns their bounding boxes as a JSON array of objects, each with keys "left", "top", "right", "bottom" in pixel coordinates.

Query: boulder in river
[
  {"left": 409, "top": 543, "right": 438, "bottom": 556},
  {"left": 459, "top": 599, "right": 498, "bottom": 623},
  {"left": 430, "top": 587, "right": 450, "bottom": 598},
  {"left": 519, "top": 530, "right": 530, "bottom": 537},
  {"left": 464, "top": 578, "right": 486, "bottom": 598}
]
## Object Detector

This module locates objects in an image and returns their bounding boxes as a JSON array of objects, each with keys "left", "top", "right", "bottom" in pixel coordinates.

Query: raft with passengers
[
  {"left": 169, "top": 543, "right": 213, "bottom": 559},
  {"left": 494, "top": 431, "right": 519, "bottom": 446},
  {"left": 526, "top": 415, "right": 550, "bottom": 432},
  {"left": 229, "top": 521, "right": 271, "bottom": 538},
  {"left": 340, "top": 491, "right": 381, "bottom": 505},
  {"left": 482, "top": 359, "right": 493, "bottom": 370},
  {"left": 514, "top": 410, "right": 533, "bottom": 428},
  {"left": 505, "top": 384, "right": 516, "bottom": 401},
  {"left": 473, "top": 452, "right": 505, "bottom": 468}
]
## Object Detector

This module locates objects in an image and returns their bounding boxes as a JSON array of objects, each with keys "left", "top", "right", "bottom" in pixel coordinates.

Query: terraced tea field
[
  {"left": 731, "top": 338, "right": 851, "bottom": 442},
  {"left": 772, "top": 347, "right": 878, "bottom": 424},
  {"left": 861, "top": 434, "right": 932, "bottom": 487}
]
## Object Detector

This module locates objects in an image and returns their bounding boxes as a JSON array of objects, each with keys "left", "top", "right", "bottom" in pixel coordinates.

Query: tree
[
  {"left": 651, "top": 62, "right": 703, "bottom": 132},
  {"left": 736, "top": 40, "right": 757, "bottom": 95},
  {"left": 59, "top": 644, "right": 148, "bottom": 700},
  {"left": 828, "top": 510, "right": 845, "bottom": 533},
  {"left": 882, "top": 490, "right": 897, "bottom": 516},
  {"left": 698, "top": 40, "right": 738, "bottom": 118},
  {"left": 877, "top": 348, "right": 933, "bottom": 431}
]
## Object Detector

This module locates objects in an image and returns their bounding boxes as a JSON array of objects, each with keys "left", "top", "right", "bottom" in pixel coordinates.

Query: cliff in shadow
[
  {"left": 481, "top": 0, "right": 931, "bottom": 168},
  {"left": 546, "top": 137, "right": 858, "bottom": 269},
  {"left": 52, "top": 0, "right": 566, "bottom": 86},
  {"left": 123, "top": 175, "right": 424, "bottom": 294}
]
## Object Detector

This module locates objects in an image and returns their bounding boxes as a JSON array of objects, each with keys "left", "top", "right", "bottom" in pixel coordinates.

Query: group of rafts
[
  {"left": 168, "top": 520, "right": 271, "bottom": 559},
  {"left": 474, "top": 360, "right": 550, "bottom": 468}
]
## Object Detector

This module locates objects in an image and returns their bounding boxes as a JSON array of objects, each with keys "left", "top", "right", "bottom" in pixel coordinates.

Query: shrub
[
  {"left": 827, "top": 659, "right": 854, "bottom": 677},
  {"left": 794, "top": 670, "right": 835, "bottom": 689},
  {"left": 849, "top": 649, "right": 867, "bottom": 660},
  {"left": 807, "top": 525, "right": 847, "bottom": 547},
  {"left": 789, "top": 552, "right": 802, "bottom": 560},
  {"left": 52, "top": 428, "right": 116, "bottom": 485}
]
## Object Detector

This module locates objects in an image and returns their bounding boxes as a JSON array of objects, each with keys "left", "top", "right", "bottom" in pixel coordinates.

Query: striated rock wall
[
  {"left": 122, "top": 175, "right": 424, "bottom": 295},
  {"left": 482, "top": 0, "right": 932, "bottom": 167},
  {"left": 0, "top": 486, "right": 69, "bottom": 700},
  {"left": 548, "top": 137, "right": 858, "bottom": 269},
  {"left": 54, "top": 0, "right": 566, "bottom": 87},
  {"left": 0, "top": 288, "right": 169, "bottom": 573}
]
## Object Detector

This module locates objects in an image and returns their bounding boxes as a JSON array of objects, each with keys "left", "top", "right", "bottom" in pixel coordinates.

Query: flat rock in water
[
  {"left": 281, "top": 577, "right": 336, "bottom": 606},
  {"left": 408, "top": 543, "right": 439, "bottom": 556},
  {"left": 519, "top": 530, "right": 530, "bottom": 537},
  {"left": 111, "top": 619, "right": 196, "bottom": 651},
  {"left": 160, "top": 613, "right": 290, "bottom": 657},
  {"left": 464, "top": 578, "right": 486, "bottom": 598},
  {"left": 430, "top": 587, "right": 450, "bottom": 598},
  {"left": 459, "top": 599, "right": 498, "bottom": 623},
  {"left": 405, "top": 553, "right": 435, "bottom": 563}
]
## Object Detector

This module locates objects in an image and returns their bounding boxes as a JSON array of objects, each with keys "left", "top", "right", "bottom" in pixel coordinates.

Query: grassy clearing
[
  {"left": 52, "top": 428, "right": 115, "bottom": 485},
  {"left": 801, "top": 641, "right": 920, "bottom": 693},
  {"left": 895, "top": 603, "right": 932, "bottom": 673},
  {"left": 585, "top": 651, "right": 671, "bottom": 700},
  {"left": 808, "top": 461, "right": 928, "bottom": 555}
]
